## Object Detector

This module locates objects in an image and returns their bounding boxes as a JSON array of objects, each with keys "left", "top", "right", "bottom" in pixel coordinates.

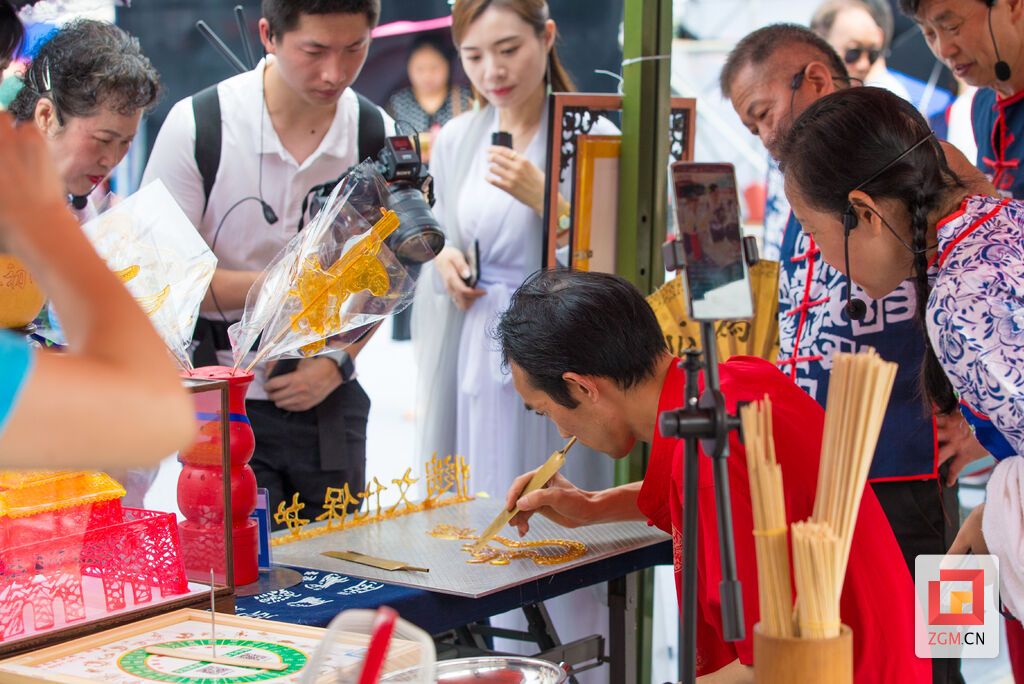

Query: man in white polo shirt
[{"left": 143, "top": 0, "right": 393, "bottom": 526}]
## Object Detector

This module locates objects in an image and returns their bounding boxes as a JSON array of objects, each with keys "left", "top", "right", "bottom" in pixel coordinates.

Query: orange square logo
[{"left": 929, "top": 568, "right": 984, "bottom": 626}]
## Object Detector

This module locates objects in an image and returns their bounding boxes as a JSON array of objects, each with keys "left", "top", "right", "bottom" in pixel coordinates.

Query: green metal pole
[
  {"left": 616, "top": 0, "right": 673, "bottom": 487},
  {"left": 616, "top": 2, "right": 673, "bottom": 682}
]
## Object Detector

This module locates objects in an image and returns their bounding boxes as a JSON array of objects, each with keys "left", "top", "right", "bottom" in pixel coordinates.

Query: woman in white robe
[
  {"left": 411, "top": 1, "right": 617, "bottom": 672},
  {"left": 412, "top": 0, "right": 617, "bottom": 500}
]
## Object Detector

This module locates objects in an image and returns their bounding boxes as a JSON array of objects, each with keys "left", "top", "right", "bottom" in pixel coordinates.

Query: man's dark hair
[
  {"left": 1, "top": 0, "right": 24, "bottom": 64},
  {"left": 496, "top": 270, "right": 668, "bottom": 409},
  {"left": 9, "top": 19, "right": 158, "bottom": 122},
  {"left": 898, "top": 0, "right": 984, "bottom": 16},
  {"left": 262, "top": 0, "right": 381, "bottom": 37},
  {"left": 720, "top": 23, "right": 849, "bottom": 98}
]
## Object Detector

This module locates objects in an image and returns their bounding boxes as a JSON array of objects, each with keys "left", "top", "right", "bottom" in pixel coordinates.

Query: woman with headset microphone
[
  {"left": 8, "top": 19, "right": 159, "bottom": 223},
  {"left": 777, "top": 84, "right": 1024, "bottom": 632},
  {"left": 7, "top": 19, "right": 158, "bottom": 347},
  {"left": 0, "top": 3, "right": 194, "bottom": 469}
]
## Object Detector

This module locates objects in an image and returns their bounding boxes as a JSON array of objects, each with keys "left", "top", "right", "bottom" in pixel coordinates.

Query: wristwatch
[{"left": 321, "top": 348, "right": 355, "bottom": 383}]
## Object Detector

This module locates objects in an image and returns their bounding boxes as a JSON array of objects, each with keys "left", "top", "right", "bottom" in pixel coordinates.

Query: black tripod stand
[{"left": 658, "top": 319, "right": 745, "bottom": 683}]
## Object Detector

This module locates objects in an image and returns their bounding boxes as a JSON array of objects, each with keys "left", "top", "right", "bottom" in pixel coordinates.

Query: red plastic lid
[{"left": 183, "top": 365, "right": 254, "bottom": 384}]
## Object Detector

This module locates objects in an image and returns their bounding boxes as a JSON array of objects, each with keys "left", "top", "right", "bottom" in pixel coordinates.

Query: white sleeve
[
  {"left": 424, "top": 117, "right": 456, "bottom": 293},
  {"left": 941, "top": 289, "right": 1024, "bottom": 455},
  {"left": 141, "top": 98, "right": 206, "bottom": 231},
  {"left": 983, "top": 457, "right": 1024, "bottom": 619}
]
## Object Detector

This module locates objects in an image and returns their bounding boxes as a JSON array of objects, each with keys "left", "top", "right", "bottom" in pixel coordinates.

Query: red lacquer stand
[{"left": 178, "top": 366, "right": 258, "bottom": 586}]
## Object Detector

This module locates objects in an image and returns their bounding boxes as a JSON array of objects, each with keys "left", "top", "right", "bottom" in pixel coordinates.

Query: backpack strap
[
  {"left": 192, "top": 84, "right": 222, "bottom": 218},
  {"left": 355, "top": 91, "right": 386, "bottom": 162}
]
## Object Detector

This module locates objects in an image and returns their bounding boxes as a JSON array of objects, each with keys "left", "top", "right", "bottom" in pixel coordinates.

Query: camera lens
[{"left": 385, "top": 185, "right": 445, "bottom": 264}]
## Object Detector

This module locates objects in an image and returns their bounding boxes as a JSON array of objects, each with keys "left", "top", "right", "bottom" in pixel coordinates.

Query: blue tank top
[{"left": 778, "top": 213, "right": 937, "bottom": 480}]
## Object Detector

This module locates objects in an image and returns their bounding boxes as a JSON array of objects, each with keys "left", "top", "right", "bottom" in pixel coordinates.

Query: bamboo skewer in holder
[
  {"left": 748, "top": 350, "right": 895, "bottom": 683},
  {"left": 754, "top": 623, "right": 852, "bottom": 684},
  {"left": 790, "top": 521, "right": 840, "bottom": 640},
  {"left": 812, "top": 350, "right": 897, "bottom": 586},
  {"left": 740, "top": 397, "right": 794, "bottom": 639}
]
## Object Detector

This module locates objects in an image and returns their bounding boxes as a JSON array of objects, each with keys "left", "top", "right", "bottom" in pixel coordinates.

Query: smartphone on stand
[{"left": 669, "top": 162, "right": 753, "bottom": 321}]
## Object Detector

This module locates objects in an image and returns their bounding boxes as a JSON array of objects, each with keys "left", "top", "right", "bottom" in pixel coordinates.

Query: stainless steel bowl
[{"left": 381, "top": 656, "right": 569, "bottom": 683}]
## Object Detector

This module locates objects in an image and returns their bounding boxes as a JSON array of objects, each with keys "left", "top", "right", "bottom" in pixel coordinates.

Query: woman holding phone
[
  {"left": 411, "top": 0, "right": 617, "bottom": 661},
  {"left": 412, "top": 0, "right": 616, "bottom": 497}
]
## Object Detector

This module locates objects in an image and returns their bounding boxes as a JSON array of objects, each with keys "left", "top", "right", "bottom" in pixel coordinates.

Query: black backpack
[{"left": 190, "top": 84, "right": 386, "bottom": 217}]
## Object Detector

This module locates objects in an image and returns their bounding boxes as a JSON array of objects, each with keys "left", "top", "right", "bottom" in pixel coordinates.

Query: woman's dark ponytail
[{"left": 909, "top": 188, "right": 957, "bottom": 414}]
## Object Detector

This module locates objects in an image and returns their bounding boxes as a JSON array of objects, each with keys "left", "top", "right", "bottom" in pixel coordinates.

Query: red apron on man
[{"left": 637, "top": 355, "right": 931, "bottom": 682}]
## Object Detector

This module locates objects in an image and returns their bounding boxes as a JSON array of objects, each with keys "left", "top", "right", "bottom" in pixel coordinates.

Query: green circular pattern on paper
[{"left": 117, "top": 639, "right": 307, "bottom": 683}]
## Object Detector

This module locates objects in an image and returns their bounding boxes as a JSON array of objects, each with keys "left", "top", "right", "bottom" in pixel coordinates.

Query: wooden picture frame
[
  {"left": 542, "top": 93, "right": 697, "bottom": 269},
  {"left": 0, "top": 608, "right": 421, "bottom": 683},
  {"left": 572, "top": 135, "right": 621, "bottom": 273}
]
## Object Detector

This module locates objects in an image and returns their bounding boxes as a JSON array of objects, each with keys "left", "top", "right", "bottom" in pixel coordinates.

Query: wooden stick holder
[{"left": 753, "top": 623, "right": 852, "bottom": 684}]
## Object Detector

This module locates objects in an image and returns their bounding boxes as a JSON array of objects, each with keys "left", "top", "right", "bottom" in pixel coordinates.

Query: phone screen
[{"left": 670, "top": 162, "right": 753, "bottom": 321}]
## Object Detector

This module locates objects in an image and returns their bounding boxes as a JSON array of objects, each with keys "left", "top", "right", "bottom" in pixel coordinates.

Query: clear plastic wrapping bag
[
  {"left": 230, "top": 162, "right": 417, "bottom": 370},
  {"left": 80, "top": 180, "right": 217, "bottom": 369}
]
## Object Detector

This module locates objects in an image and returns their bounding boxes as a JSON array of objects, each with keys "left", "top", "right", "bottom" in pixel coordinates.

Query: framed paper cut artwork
[{"left": 0, "top": 608, "right": 420, "bottom": 683}]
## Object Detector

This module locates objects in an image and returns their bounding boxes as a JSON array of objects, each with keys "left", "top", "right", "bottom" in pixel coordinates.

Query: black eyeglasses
[{"left": 843, "top": 46, "right": 883, "bottom": 66}]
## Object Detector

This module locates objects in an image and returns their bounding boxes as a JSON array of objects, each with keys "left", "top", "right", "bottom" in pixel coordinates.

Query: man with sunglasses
[
  {"left": 812, "top": 0, "right": 913, "bottom": 100},
  {"left": 721, "top": 24, "right": 987, "bottom": 683}
]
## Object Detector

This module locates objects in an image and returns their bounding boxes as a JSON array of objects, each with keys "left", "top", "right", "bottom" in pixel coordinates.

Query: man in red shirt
[{"left": 496, "top": 270, "right": 930, "bottom": 683}]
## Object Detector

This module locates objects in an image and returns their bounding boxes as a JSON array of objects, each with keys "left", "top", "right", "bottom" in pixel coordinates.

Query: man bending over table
[{"left": 494, "top": 269, "right": 929, "bottom": 683}]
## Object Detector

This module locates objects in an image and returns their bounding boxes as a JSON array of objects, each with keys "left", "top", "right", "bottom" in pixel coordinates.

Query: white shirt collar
[{"left": 249, "top": 56, "right": 356, "bottom": 167}]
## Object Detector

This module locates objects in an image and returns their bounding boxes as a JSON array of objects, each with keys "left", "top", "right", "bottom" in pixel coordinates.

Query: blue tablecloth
[{"left": 236, "top": 540, "right": 671, "bottom": 634}]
